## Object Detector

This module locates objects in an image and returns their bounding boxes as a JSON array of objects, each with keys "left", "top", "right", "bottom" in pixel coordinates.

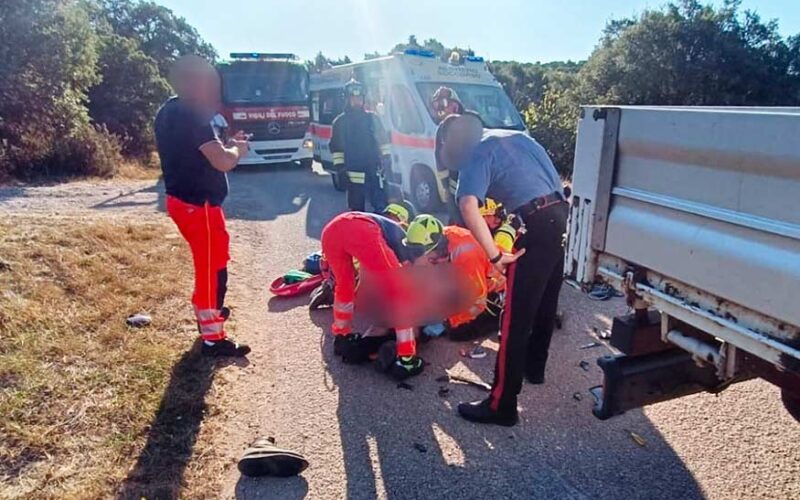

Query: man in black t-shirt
[{"left": 154, "top": 55, "right": 251, "bottom": 357}]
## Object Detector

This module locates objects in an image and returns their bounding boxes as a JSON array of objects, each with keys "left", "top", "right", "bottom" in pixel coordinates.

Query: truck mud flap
[{"left": 590, "top": 350, "right": 730, "bottom": 420}]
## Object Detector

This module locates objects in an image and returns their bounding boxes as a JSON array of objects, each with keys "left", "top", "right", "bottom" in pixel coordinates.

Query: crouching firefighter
[
  {"left": 404, "top": 215, "right": 507, "bottom": 341},
  {"left": 320, "top": 211, "right": 424, "bottom": 380},
  {"left": 330, "top": 79, "right": 392, "bottom": 212}
]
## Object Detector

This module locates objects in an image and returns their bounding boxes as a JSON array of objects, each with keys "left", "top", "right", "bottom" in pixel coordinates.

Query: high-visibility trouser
[
  {"left": 167, "top": 195, "right": 230, "bottom": 342},
  {"left": 321, "top": 213, "right": 416, "bottom": 357}
]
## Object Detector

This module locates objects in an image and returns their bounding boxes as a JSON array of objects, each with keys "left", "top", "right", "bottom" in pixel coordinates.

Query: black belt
[{"left": 515, "top": 191, "right": 565, "bottom": 219}]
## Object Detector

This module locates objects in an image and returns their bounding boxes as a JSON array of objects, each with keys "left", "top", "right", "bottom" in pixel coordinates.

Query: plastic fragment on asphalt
[
  {"left": 126, "top": 313, "right": 151, "bottom": 327},
  {"left": 579, "top": 360, "right": 591, "bottom": 371},
  {"left": 628, "top": 431, "right": 646, "bottom": 447},
  {"left": 468, "top": 346, "right": 487, "bottom": 359},
  {"left": 448, "top": 374, "right": 492, "bottom": 391},
  {"left": 573, "top": 392, "right": 583, "bottom": 401},
  {"left": 580, "top": 342, "right": 602, "bottom": 350},
  {"left": 413, "top": 443, "right": 427, "bottom": 453}
]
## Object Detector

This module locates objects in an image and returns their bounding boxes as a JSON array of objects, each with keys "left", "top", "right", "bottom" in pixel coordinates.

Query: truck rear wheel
[
  {"left": 782, "top": 389, "right": 800, "bottom": 422},
  {"left": 300, "top": 158, "right": 313, "bottom": 169},
  {"left": 411, "top": 166, "right": 441, "bottom": 213}
]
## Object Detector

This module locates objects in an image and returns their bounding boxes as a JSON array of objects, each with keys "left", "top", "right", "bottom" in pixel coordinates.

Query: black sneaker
[
  {"left": 202, "top": 338, "right": 251, "bottom": 357},
  {"left": 309, "top": 281, "right": 334, "bottom": 310},
  {"left": 388, "top": 356, "right": 424, "bottom": 380},
  {"left": 457, "top": 397, "right": 518, "bottom": 427},
  {"left": 333, "top": 334, "right": 350, "bottom": 356},
  {"left": 525, "top": 372, "right": 545, "bottom": 385}
]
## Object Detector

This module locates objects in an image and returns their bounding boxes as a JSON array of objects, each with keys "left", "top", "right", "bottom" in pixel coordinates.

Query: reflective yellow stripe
[
  {"left": 347, "top": 171, "right": 366, "bottom": 184},
  {"left": 380, "top": 144, "right": 392, "bottom": 155},
  {"left": 332, "top": 152, "right": 345, "bottom": 166},
  {"left": 448, "top": 178, "right": 458, "bottom": 194},
  {"left": 437, "top": 170, "right": 450, "bottom": 180}
]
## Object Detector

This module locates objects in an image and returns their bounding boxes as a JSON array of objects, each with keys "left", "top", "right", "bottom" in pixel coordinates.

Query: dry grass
[
  {"left": 116, "top": 154, "right": 162, "bottom": 181},
  {"left": 0, "top": 217, "right": 220, "bottom": 499}
]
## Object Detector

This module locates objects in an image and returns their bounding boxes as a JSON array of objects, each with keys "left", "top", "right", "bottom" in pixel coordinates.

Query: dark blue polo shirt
[{"left": 154, "top": 97, "right": 229, "bottom": 206}]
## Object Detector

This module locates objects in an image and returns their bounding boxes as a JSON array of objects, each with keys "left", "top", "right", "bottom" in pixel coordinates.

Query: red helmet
[{"left": 431, "top": 86, "right": 464, "bottom": 118}]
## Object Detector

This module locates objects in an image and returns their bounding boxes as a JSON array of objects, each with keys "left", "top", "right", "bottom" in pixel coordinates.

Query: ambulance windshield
[
  {"left": 416, "top": 82, "right": 525, "bottom": 130},
  {"left": 220, "top": 62, "right": 309, "bottom": 104}
]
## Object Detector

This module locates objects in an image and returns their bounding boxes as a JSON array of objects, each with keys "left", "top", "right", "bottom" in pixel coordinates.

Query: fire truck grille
[{"left": 236, "top": 121, "right": 308, "bottom": 141}]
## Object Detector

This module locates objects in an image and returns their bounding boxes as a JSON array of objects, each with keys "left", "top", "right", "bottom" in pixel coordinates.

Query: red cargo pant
[
  {"left": 167, "top": 195, "right": 229, "bottom": 342},
  {"left": 321, "top": 213, "right": 416, "bottom": 357}
]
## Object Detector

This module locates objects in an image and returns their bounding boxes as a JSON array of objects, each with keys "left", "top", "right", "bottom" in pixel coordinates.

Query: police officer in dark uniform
[
  {"left": 330, "top": 79, "right": 392, "bottom": 212},
  {"left": 440, "top": 113, "right": 568, "bottom": 426}
]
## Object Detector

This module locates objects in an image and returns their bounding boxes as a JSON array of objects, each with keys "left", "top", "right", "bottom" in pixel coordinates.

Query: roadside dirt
[{"left": 2, "top": 166, "right": 797, "bottom": 500}]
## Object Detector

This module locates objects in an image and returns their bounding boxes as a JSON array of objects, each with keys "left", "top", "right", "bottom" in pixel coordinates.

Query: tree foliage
[
  {"left": 0, "top": 0, "right": 214, "bottom": 178},
  {"left": 526, "top": 0, "right": 800, "bottom": 175},
  {"left": 306, "top": 51, "right": 352, "bottom": 72}
]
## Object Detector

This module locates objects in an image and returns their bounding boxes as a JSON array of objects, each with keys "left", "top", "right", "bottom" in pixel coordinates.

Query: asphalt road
[{"left": 2, "top": 164, "right": 797, "bottom": 499}]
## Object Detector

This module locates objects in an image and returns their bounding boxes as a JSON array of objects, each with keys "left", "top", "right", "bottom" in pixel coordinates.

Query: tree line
[{"left": 2, "top": 0, "right": 799, "bottom": 180}]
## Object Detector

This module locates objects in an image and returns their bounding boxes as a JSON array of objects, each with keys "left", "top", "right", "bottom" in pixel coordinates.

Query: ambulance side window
[{"left": 390, "top": 85, "right": 424, "bottom": 135}]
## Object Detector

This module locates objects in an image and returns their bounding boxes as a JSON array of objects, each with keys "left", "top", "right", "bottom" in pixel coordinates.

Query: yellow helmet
[
  {"left": 403, "top": 214, "right": 445, "bottom": 254},
  {"left": 382, "top": 201, "right": 417, "bottom": 226},
  {"left": 479, "top": 198, "right": 501, "bottom": 218}
]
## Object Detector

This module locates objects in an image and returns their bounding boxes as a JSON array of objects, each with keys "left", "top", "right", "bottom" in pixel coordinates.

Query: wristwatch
[{"left": 489, "top": 252, "right": 502, "bottom": 264}]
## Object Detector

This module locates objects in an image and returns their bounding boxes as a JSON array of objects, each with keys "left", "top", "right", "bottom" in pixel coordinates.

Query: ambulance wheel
[
  {"left": 331, "top": 170, "right": 346, "bottom": 192},
  {"left": 411, "top": 166, "right": 440, "bottom": 213},
  {"left": 300, "top": 158, "right": 313, "bottom": 169}
]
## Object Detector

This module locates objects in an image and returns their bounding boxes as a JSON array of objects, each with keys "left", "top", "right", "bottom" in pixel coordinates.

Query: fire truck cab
[
  {"left": 309, "top": 50, "right": 525, "bottom": 211},
  {"left": 217, "top": 53, "right": 314, "bottom": 167}
]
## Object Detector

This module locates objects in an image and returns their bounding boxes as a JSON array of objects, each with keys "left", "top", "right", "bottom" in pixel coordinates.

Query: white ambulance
[{"left": 309, "top": 50, "right": 526, "bottom": 211}]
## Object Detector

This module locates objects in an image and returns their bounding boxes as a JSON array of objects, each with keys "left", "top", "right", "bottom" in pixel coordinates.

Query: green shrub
[{"left": 45, "top": 125, "right": 123, "bottom": 178}]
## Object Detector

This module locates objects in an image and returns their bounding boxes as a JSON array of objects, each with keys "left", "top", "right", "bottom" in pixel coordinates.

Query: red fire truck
[{"left": 217, "top": 53, "right": 313, "bottom": 167}]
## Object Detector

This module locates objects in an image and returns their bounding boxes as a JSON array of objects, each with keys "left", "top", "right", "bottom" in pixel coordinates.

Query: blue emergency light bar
[
  {"left": 403, "top": 48, "right": 437, "bottom": 58},
  {"left": 465, "top": 55, "right": 484, "bottom": 62},
  {"left": 229, "top": 52, "right": 298, "bottom": 60}
]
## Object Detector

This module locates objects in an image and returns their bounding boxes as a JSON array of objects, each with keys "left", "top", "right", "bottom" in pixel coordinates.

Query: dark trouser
[
  {"left": 489, "top": 202, "right": 568, "bottom": 411},
  {"left": 346, "top": 167, "right": 387, "bottom": 212}
]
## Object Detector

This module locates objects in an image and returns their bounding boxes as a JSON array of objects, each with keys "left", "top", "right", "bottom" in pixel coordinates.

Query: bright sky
[{"left": 157, "top": 0, "right": 800, "bottom": 63}]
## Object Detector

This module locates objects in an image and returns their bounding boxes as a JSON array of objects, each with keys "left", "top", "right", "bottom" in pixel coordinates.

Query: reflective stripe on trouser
[
  {"left": 395, "top": 327, "right": 416, "bottom": 357},
  {"left": 332, "top": 152, "right": 345, "bottom": 166},
  {"left": 332, "top": 301, "right": 354, "bottom": 335},
  {"left": 346, "top": 169, "right": 388, "bottom": 212},
  {"left": 489, "top": 204, "right": 568, "bottom": 411},
  {"left": 321, "top": 213, "right": 414, "bottom": 356},
  {"left": 167, "top": 195, "right": 230, "bottom": 342},
  {"left": 347, "top": 171, "right": 365, "bottom": 184},
  {"left": 448, "top": 178, "right": 458, "bottom": 196}
]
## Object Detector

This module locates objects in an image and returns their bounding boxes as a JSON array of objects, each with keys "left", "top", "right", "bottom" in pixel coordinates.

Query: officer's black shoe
[
  {"left": 333, "top": 334, "right": 350, "bottom": 356},
  {"left": 388, "top": 356, "right": 424, "bottom": 380},
  {"left": 337, "top": 334, "right": 382, "bottom": 364},
  {"left": 202, "top": 338, "right": 251, "bottom": 357},
  {"left": 457, "top": 397, "right": 518, "bottom": 427},
  {"left": 220, "top": 306, "right": 231, "bottom": 321}
]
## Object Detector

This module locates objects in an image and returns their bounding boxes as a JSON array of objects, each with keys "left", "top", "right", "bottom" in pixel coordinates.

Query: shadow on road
[
  {"left": 116, "top": 340, "right": 216, "bottom": 499},
  {"left": 302, "top": 291, "right": 705, "bottom": 499}
]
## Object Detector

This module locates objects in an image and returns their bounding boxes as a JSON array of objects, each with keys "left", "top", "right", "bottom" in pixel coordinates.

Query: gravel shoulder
[{"left": 2, "top": 166, "right": 797, "bottom": 500}]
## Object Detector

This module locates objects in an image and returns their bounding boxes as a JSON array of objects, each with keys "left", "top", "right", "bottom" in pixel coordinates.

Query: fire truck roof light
[
  {"left": 403, "top": 49, "right": 436, "bottom": 58},
  {"left": 229, "top": 52, "right": 298, "bottom": 60}
]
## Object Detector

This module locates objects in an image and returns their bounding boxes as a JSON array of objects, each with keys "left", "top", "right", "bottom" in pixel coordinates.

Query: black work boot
[
  {"left": 457, "top": 397, "right": 518, "bottom": 427},
  {"left": 336, "top": 334, "right": 388, "bottom": 364},
  {"left": 388, "top": 356, "right": 424, "bottom": 380},
  {"left": 202, "top": 338, "right": 251, "bottom": 357}
]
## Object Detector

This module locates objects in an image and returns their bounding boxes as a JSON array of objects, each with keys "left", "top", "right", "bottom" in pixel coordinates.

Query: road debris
[
  {"left": 628, "top": 430, "right": 647, "bottom": 447},
  {"left": 435, "top": 375, "right": 450, "bottom": 383},
  {"left": 126, "top": 313, "right": 151, "bottom": 328},
  {"left": 397, "top": 382, "right": 414, "bottom": 391},
  {"left": 573, "top": 392, "right": 583, "bottom": 401},
  {"left": 448, "top": 373, "right": 492, "bottom": 391},
  {"left": 413, "top": 443, "right": 427, "bottom": 453},
  {"left": 593, "top": 326, "right": 611, "bottom": 340},
  {"left": 579, "top": 360, "right": 591, "bottom": 371},
  {"left": 437, "top": 386, "right": 450, "bottom": 398},
  {"left": 555, "top": 311, "right": 564, "bottom": 330},
  {"left": 468, "top": 346, "right": 487, "bottom": 359},
  {"left": 579, "top": 342, "right": 602, "bottom": 350}
]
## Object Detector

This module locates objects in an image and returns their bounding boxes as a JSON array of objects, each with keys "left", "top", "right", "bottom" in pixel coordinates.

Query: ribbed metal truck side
[{"left": 565, "top": 106, "right": 800, "bottom": 421}]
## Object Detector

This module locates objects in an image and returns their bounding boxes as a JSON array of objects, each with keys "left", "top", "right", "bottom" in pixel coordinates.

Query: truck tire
[
  {"left": 411, "top": 166, "right": 441, "bottom": 213},
  {"left": 782, "top": 389, "right": 800, "bottom": 422},
  {"left": 300, "top": 158, "right": 313, "bottom": 169}
]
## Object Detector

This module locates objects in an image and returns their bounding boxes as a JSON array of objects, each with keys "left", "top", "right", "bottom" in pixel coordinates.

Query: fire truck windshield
[
  {"left": 220, "top": 62, "right": 309, "bottom": 104},
  {"left": 416, "top": 82, "right": 525, "bottom": 130}
]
